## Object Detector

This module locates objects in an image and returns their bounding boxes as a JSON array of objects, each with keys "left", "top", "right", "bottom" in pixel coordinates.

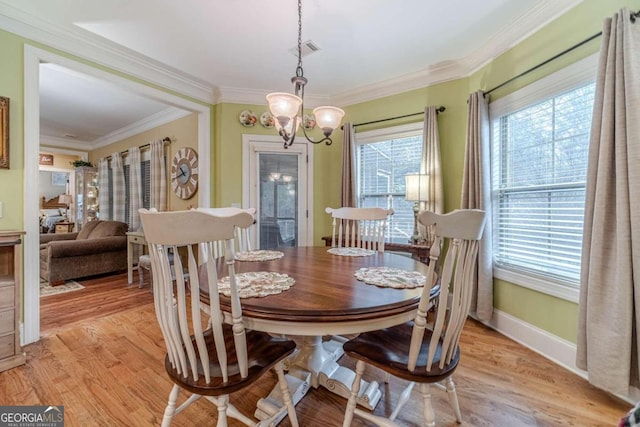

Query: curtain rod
[
  {"left": 350, "top": 106, "right": 445, "bottom": 128},
  {"left": 104, "top": 137, "right": 172, "bottom": 161},
  {"left": 485, "top": 9, "right": 640, "bottom": 96}
]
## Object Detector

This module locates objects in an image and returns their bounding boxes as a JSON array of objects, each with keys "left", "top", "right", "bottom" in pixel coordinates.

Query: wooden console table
[{"left": 321, "top": 236, "right": 430, "bottom": 263}]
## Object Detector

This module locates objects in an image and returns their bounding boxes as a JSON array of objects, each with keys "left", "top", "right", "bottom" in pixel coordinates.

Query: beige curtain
[
  {"left": 461, "top": 91, "right": 493, "bottom": 321},
  {"left": 98, "top": 157, "right": 110, "bottom": 220},
  {"left": 341, "top": 123, "right": 356, "bottom": 207},
  {"left": 420, "top": 106, "right": 444, "bottom": 243},
  {"left": 111, "top": 152, "right": 125, "bottom": 222},
  {"left": 129, "top": 147, "right": 143, "bottom": 231},
  {"left": 150, "top": 139, "right": 167, "bottom": 211},
  {"left": 577, "top": 7, "right": 640, "bottom": 395}
]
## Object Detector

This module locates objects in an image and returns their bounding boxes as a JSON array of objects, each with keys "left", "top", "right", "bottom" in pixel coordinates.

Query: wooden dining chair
[
  {"left": 139, "top": 209, "right": 299, "bottom": 427},
  {"left": 325, "top": 207, "right": 394, "bottom": 252},
  {"left": 341, "top": 209, "right": 486, "bottom": 427}
]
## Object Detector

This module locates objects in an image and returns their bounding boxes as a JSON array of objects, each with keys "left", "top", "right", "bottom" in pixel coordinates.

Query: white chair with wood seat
[
  {"left": 325, "top": 207, "right": 394, "bottom": 252},
  {"left": 139, "top": 209, "right": 299, "bottom": 427},
  {"left": 341, "top": 209, "right": 486, "bottom": 427}
]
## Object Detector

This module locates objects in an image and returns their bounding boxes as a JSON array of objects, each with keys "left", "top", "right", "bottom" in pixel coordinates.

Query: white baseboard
[{"left": 474, "top": 309, "right": 639, "bottom": 405}]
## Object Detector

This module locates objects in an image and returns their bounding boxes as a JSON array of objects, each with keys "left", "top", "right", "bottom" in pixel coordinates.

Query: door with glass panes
[{"left": 243, "top": 136, "right": 311, "bottom": 249}]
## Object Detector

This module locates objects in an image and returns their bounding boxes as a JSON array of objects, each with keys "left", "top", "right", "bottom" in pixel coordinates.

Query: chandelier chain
[{"left": 296, "top": 0, "right": 303, "bottom": 76}]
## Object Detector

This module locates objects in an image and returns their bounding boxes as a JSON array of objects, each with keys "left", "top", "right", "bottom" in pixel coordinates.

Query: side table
[
  {"left": 126, "top": 231, "right": 146, "bottom": 284},
  {"left": 321, "top": 235, "right": 430, "bottom": 263},
  {"left": 54, "top": 222, "right": 74, "bottom": 234}
]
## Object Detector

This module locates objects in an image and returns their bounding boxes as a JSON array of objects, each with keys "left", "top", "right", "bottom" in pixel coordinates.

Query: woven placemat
[
  {"left": 217, "top": 271, "right": 294, "bottom": 298},
  {"left": 235, "top": 250, "right": 284, "bottom": 262},
  {"left": 328, "top": 247, "right": 376, "bottom": 257},
  {"left": 354, "top": 267, "right": 426, "bottom": 289}
]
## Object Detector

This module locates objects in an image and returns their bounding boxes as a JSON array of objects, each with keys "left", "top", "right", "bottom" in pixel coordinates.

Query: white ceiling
[{"left": 0, "top": 0, "right": 583, "bottom": 150}]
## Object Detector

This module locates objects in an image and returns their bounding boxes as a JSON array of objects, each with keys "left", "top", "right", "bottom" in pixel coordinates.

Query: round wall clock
[{"left": 171, "top": 147, "right": 199, "bottom": 200}]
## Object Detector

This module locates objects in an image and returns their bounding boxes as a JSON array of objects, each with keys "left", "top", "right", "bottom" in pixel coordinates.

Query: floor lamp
[{"left": 405, "top": 173, "right": 429, "bottom": 244}]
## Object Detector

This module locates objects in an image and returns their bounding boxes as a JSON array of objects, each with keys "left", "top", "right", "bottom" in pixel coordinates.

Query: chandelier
[{"left": 266, "top": 0, "right": 345, "bottom": 149}]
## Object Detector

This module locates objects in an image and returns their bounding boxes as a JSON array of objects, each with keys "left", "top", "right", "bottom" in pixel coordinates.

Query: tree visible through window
[
  {"left": 491, "top": 82, "right": 595, "bottom": 285},
  {"left": 356, "top": 127, "right": 422, "bottom": 244}
]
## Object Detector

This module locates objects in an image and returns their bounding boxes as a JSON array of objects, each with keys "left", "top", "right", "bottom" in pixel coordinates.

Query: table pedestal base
[{"left": 255, "top": 336, "right": 382, "bottom": 424}]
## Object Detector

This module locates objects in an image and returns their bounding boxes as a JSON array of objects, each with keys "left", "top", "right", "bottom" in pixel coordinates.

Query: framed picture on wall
[
  {"left": 39, "top": 153, "right": 54, "bottom": 166},
  {"left": 51, "top": 172, "right": 67, "bottom": 186},
  {"left": 0, "top": 96, "right": 8, "bottom": 169}
]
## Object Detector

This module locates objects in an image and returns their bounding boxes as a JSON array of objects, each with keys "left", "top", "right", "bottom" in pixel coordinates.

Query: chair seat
[
  {"left": 343, "top": 322, "right": 459, "bottom": 383},
  {"left": 165, "top": 324, "right": 296, "bottom": 396}
]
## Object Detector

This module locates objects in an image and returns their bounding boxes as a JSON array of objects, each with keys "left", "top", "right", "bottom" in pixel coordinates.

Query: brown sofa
[{"left": 40, "top": 220, "right": 128, "bottom": 285}]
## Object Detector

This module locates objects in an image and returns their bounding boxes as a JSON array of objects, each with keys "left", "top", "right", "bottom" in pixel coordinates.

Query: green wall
[
  {"left": 0, "top": 0, "right": 637, "bottom": 344},
  {"left": 0, "top": 30, "right": 25, "bottom": 230}
]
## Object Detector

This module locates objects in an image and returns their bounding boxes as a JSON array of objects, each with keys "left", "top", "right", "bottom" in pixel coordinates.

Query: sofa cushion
[
  {"left": 76, "top": 220, "right": 102, "bottom": 240},
  {"left": 87, "top": 221, "right": 128, "bottom": 239}
]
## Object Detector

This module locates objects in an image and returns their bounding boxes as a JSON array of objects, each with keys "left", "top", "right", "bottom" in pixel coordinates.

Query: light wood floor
[{"left": 1, "top": 271, "right": 631, "bottom": 426}]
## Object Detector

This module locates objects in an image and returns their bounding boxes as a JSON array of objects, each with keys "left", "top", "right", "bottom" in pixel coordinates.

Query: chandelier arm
[{"left": 301, "top": 125, "right": 332, "bottom": 145}]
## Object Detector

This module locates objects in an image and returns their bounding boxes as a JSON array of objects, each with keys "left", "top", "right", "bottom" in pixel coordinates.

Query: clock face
[{"left": 171, "top": 147, "right": 198, "bottom": 200}]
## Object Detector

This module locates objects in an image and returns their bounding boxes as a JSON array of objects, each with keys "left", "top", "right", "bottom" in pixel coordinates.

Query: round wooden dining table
[{"left": 199, "top": 246, "right": 433, "bottom": 423}]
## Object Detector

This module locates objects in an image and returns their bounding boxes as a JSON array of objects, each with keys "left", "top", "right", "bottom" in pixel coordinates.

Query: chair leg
[
  {"left": 343, "top": 359, "right": 365, "bottom": 427},
  {"left": 389, "top": 381, "right": 415, "bottom": 421},
  {"left": 215, "top": 394, "right": 229, "bottom": 427},
  {"left": 419, "top": 383, "right": 436, "bottom": 427},
  {"left": 275, "top": 362, "right": 299, "bottom": 427},
  {"left": 161, "top": 384, "right": 180, "bottom": 427},
  {"left": 444, "top": 376, "right": 462, "bottom": 423}
]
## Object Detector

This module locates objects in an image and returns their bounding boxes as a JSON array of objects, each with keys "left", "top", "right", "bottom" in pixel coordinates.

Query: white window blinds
[
  {"left": 491, "top": 82, "right": 595, "bottom": 285},
  {"left": 355, "top": 123, "right": 423, "bottom": 243}
]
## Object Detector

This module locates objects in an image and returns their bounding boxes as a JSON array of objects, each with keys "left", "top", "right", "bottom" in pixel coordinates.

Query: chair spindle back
[
  {"left": 408, "top": 209, "right": 486, "bottom": 372},
  {"left": 139, "top": 209, "right": 254, "bottom": 384},
  {"left": 325, "top": 207, "right": 394, "bottom": 252}
]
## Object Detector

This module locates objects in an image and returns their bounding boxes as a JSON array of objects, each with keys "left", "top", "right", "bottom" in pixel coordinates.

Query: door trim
[
  {"left": 23, "top": 45, "right": 211, "bottom": 344},
  {"left": 242, "top": 135, "right": 313, "bottom": 247}
]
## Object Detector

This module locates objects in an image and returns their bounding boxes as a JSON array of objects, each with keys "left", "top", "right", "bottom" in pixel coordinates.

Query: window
[
  {"left": 355, "top": 123, "right": 423, "bottom": 244},
  {"left": 122, "top": 161, "right": 152, "bottom": 226},
  {"left": 106, "top": 158, "right": 152, "bottom": 229},
  {"left": 490, "top": 55, "right": 597, "bottom": 300}
]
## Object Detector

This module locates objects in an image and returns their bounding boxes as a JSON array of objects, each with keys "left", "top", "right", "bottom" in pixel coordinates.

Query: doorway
[
  {"left": 23, "top": 46, "right": 211, "bottom": 344},
  {"left": 242, "top": 135, "right": 313, "bottom": 248}
]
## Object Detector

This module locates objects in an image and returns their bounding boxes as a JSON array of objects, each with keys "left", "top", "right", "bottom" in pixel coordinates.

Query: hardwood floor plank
[{"left": 0, "top": 271, "right": 631, "bottom": 426}]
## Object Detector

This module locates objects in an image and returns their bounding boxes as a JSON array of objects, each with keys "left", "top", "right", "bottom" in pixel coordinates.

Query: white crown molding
[
  {"left": 91, "top": 107, "right": 191, "bottom": 149},
  {"left": 332, "top": 0, "right": 584, "bottom": 107},
  {"left": 38, "top": 144, "right": 89, "bottom": 161},
  {"left": 0, "top": 2, "right": 215, "bottom": 104},
  {"left": 39, "top": 135, "right": 93, "bottom": 151},
  {"left": 0, "top": 0, "right": 583, "bottom": 108}
]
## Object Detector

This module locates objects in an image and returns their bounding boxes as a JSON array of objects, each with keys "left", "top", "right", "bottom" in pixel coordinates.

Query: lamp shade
[
  {"left": 313, "top": 106, "right": 345, "bottom": 132},
  {"left": 405, "top": 174, "right": 429, "bottom": 202},
  {"left": 266, "top": 92, "right": 303, "bottom": 120},
  {"left": 58, "top": 194, "right": 73, "bottom": 205}
]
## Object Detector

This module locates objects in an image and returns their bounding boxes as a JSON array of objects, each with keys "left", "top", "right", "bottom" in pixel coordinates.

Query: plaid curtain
[
  {"left": 150, "top": 139, "right": 167, "bottom": 211},
  {"left": 129, "top": 147, "right": 143, "bottom": 231},
  {"left": 98, "top": 158, "right": 110, "bottom": 220},
  {"left": 111, "top": 152, "right": 125, "bottom": 222}
]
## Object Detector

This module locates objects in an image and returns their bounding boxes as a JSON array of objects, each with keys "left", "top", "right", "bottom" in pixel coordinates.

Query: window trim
[
  {"left": 354, "top": 122, "right": 424, "bottom": 243},
  {"left": 489, "top": 53, "right": 597, "bottom": 303}
]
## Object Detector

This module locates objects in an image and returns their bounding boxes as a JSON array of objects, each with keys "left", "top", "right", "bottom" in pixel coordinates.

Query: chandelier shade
[
  {"left": 266, "top": 0, "right": 344, "bottom": 148},
  {"left": 266, "top": 92, "right": 302, "bottom": 121},
  {"left": 313, "top": 106, "right": 345, "bottom": 135}
]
